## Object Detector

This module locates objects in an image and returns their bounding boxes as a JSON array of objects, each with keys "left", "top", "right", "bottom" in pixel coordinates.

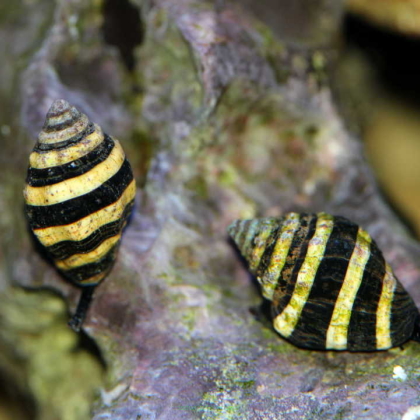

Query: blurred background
[
  {"left": 245, "top": 0, "right": 420, "bottom": 238},
  {"left": 340, "top": 0, "right": 420, "bottom": 238},
  {"left": 2, "top": 0, "right": 420, "bottom": 418}
]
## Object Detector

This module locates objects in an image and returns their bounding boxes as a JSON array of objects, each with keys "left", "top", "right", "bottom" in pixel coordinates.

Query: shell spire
[
  {"left": 38, "top": 99, "right": 89, "bottom": 146},
  {"left": 24, "top": 99, "right": 136, "bottom": 331},
  {"left": 43, "top": 98, "right": 79, "bottom": 127},
  {"left": 228, "top": 213, "right": 301, "bottom": 300}
]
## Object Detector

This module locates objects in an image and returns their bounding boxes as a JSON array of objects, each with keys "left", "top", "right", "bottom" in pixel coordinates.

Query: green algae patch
[
  {"left": 0, "top": 288, "right": 104, "bottom": 420},
  {"left": 193, "top": 345, "right": 260, "bottom": 419},
  {"left": 138, "top": 10, "right": 204, "bottom": 132}
]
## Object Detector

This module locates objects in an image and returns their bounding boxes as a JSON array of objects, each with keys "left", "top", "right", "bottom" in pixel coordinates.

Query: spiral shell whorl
[
  {"left": 24, "top": 99, "right": 136, "bottom": 287},
  {"left": 228, "top": 213, "right": 301, "bottom": 300},
  {"left": 229, "top": 212, "right": 420, "bottom": 351},
  {"left": 38, "top": 99, "right": 89, "bottom": 145}
]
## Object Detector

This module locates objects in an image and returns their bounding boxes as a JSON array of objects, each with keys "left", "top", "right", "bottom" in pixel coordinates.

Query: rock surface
[{"left": 1, "top": 1, "right": 420, "bottom": 419}]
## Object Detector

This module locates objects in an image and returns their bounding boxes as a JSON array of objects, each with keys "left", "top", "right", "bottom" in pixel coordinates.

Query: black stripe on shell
[
  {"left": 346, "top": 238, "right": 385, "bottom": 350},
  {"left": 271, "top": 214, "right": 317, "bottom": 313},
  {"left": 47, "top": 200, "right": 134, "bottom": 260},
  {"left": 61, "top": 244, "right": 119, "bottom": 285},
  {"left": 287, "top": 216, "right": 359, "bottom": 350},
  {"left": 390, "top": 282, "right": 419, "bottom": 347},
  {"left": 33, "top": 123, "right": 95, "bottom": 152},
  {"left": 42, "top": 109, "right": 82, "bottom": 132},
  {"left": 25, "top": 159, "right": 134, "bottom": 229},
  {"left": 27, "top": 134, "right": 115, "bottom": 187},
  {"left": 254, "top": 223, "right": 282, "bottom": 277}
]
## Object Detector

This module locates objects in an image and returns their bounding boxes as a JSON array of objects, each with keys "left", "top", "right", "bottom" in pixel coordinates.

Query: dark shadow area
[
  {"left": 343, "top": 13, "right": 420, "bottom": 109},
  {"left": 249, "top": 299, "right": 273, "bottom": 330},
  {"left": 342, "top": 13, "right": 420, "bottom": 240},
  {"left": 0, "top": 367, "right": 38, "bottom": 420},
  {"left": 17, "top": 285, "right": 108, "bottom": 371},
  {"left": 101, "top": 0, "right": 144, "bottom": 73},
  {"left": 75, "top": 329, "right": 107, "bottom": 370}
]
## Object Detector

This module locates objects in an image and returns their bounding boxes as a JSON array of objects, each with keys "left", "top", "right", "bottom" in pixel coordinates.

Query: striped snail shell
[
  {"left": 228, "top": 212, "right": 420, "bottom": 351},
  {"left": 23, "top": 99, "right": 136, "bottom": 331}
]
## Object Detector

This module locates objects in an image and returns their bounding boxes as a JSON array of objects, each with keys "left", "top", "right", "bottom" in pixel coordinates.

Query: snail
[
  {"left": 228, "top": 212, "right": 420, "bottom": 351},
  {"left": 23, "top": 99, "right": 136, "bottom": 331}
]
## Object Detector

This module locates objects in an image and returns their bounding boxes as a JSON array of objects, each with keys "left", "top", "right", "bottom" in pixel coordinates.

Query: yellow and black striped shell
[
  {"left": 228, "top": 212, "right": 420, "bottom": 351},
  {"left": 23, "top": 99, "right": 136, "bottom": 329}
]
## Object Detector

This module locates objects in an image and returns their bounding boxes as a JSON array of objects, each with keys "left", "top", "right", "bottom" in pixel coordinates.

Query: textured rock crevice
[{"left": 1, "top": 0, "right": 420, "bottom": 419}]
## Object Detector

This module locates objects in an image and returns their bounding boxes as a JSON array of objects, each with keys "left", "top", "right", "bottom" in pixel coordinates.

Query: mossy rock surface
[{"left": 1, "top": 1, "right": 420, "bottom": 419}]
